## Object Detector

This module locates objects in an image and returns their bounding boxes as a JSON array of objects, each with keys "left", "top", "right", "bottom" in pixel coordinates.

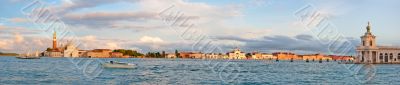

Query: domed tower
[
  {"left": 357, "top": 22, "right": 379, "bottom": 63},
  {"left": 360, "top": 22, "right": 376, "bottom": 48}
]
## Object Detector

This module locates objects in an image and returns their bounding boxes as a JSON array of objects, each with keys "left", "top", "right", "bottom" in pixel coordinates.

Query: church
[{"left": 356, "top": 22, "right": 400, "bottom": 64}]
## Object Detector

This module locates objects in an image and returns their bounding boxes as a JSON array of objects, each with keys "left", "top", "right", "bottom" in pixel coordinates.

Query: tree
[
  {"left": 175, "top": 49, "right": 180, "bottom": 58},
  {"left": 246, "top": 53, "right": 252, "bottom": 59},
  {"left": 155, "top": 52, "right": 161, "bottom": 58},
  {"left": 46, "top": 48, "right": 52, "bottom": 51},
  {"left": 113, "top": 49, "right": 143, "bottom": 57}
]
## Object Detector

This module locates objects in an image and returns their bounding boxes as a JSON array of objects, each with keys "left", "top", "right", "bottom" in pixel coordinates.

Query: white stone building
[
  {"left": 166, "top": 53, "right": 177, "bottom": 58},
  {"left": 356, "top": 22, "right": 400, "bottom": 64},
  {"left": 63, "top": 43, "right": 79, "bottom": 57},
  {"left": 228, "top": 48, "right": 246, "bottom": 59}
]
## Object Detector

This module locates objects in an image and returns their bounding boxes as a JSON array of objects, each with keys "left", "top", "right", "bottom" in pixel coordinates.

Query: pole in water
[
  {"left": 306, "top": 59, "right": 309, "bottom": 62},
  {"left": 319, "top": 59, "right": 322, "bottom": 63}
]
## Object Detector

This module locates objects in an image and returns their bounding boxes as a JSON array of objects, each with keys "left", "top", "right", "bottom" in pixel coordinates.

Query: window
[
  {"left": 385, "top": 53, "right": 389, "bottom": 62},
  {"left": 390, "top": 53, "right": 393, "bottom": 59},
  {"left": 363, "top": 41, "right": 366, "bottom": 46},
  {"left": 380, "top": 53, "right": 383, "bottom": 59},
  {"left": 370, "top": 41, "right": 373, "bottom": 46},
  {"left": 398, "top": 53, "right": 400, "bottom": 59}
]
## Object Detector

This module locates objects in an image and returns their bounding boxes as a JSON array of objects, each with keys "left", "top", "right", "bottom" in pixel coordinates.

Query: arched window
[
  {"left": 380, "top": 53, "right": 383, "bottom": 59},
  {"left": 390, "top": 53, "right": 393, "bottom": 59},
  {"left": 385, "top": 53, "right": 389, "bottom": 62},
  {"left": 370, "top": 41, "right": 373, "bottom": 46},
  {"left": 398, "top": 53, "right": 400, "bottom": 59},
  {"left": 363, "top": 41, "right": 366, "bottom": 46}
]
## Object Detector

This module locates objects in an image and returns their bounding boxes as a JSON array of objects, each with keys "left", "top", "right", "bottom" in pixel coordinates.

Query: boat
[
  {"left": 16, "top": 51, "right": 40, "bottom": 59},
  {"left": 102, "top": 61, "right": 136, "bottom": 69}
]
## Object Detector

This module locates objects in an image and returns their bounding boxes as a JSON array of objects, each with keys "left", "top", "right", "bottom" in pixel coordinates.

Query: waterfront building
[
  {"left": 166, "top": 53, "right": 177, "bottom": 58},
  {"left": 86, "top": 49, "right": 112, "bottom": 58},
  {"left": 329, "top": 55, "right": 354, "bottom": 61},
  {"left": 251, "top": 52, "right": 262, "bottom": 59},
  {"left": 78, "top": 50, "right": 88, "bottom": 57},
  {"left": 251, "top": 52, "right": 275, "bottom": 60},
  {"left": 301, "top": 53, "right": 331, "bottom": 61},
  {"left": 179, "top": 52, "right": 205, "bottom": 59},
  {"left": 110, "top": 52, "right": 124, "bottom": 58},
  {"left": 273, "top": 52, "right": 301, "bottom": 60},
  {"left": 179, "top": 52, "right": 192, "bottom": 58},
  {"left": 205, "top": 53, "right": 225, "bottom": 59},
  {"left": 262, "top": 53, "right": 275, "bottom": 60},
  {"left": 228, "top": 48, "right": 246, "bottom": 59},
  {"left": 356, "top": 22, "right": 400, "bottom": 64},
  {"left": 63, "top": 42, "right": 79, "bottom": 57},
  {"left": 190, "top": 52, "right": 205, "bottom": 59}
]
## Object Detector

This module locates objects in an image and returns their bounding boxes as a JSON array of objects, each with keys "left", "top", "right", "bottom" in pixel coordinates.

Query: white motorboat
[{"left": 102, "top": 61, "right": 136, "bottom": 69}]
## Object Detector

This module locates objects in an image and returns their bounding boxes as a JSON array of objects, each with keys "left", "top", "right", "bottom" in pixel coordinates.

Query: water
[{"left": 0, "top": 57, "right": 399, "bottom": 85}]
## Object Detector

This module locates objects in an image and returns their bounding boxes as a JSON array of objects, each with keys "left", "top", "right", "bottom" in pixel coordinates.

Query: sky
[{"left": 0, "top": 0, "right": 399, "bottom": 55}]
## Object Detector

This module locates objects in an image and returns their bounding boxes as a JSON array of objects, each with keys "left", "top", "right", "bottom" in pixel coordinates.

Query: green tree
[
  {"left": 46, "top": 48, "right": 52, "bottom": 51},
  {"left": 155, "top": 52, "right": 161, "bottom": 58},
  {"left": 246, "top": 53, "right": 252, "bottom": 59},
  {"left": 175, "top": 49, "right": 180, "bottom": 58},
  {"left": 113, "top": 49, "right": 143, "bottom": 57}
]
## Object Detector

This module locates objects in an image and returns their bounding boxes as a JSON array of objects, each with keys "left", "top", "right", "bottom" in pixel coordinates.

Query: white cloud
[
  {"left": 0, "top": 40, "right": 12, "bottom": 50},
  {"left": 106, "top": 42, "right": 120, "bottom": 49},
  {"left": 139, "top": 36, "right": 164, "bottom": 44},
  {"left": 14, "top": 32, "right": 24, "bottom": 43},
  {"left": 81, "top": 35, "right": 97, "bottom": 42}
]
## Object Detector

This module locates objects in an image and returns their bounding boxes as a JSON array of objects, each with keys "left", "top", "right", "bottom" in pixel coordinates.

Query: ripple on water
[{"left": 1, "top": 57, "right": 400, "bottom": 84}]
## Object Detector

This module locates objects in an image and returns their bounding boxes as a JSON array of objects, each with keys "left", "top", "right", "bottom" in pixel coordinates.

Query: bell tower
[
  {"left": 361, "top": 22, "right": 376, "bottom": 48},
  {"left": 53, "top": 31, "right": 57, "bottom": 49}
]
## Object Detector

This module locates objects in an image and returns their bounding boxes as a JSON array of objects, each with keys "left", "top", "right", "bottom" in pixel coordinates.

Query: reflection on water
[{"left": 0, "top": 57, "right": 399, "bottom": 84}]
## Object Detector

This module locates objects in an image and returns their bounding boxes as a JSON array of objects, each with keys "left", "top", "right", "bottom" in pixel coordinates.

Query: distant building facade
[
  {"left": 63, "top": 43, "right": 79, "bottom": 57},
  {"left": 205, "top": 53, "right": 225, "bottom": 59},
  {"left": 179, "top": 52, "right": 205, "bottom": 59},
  {"left": 86, "top": 49, "right": 112, "bottom": 58},
  {"left": 251, "top": 52, "right": 275, "bottom": 60},
  {"left": 329, "top": 55, "right": 354, "bottom": 61},
  {"left": 228, "top": 48, "right": 246, "bottom": 59},
  {"left": 273, "top": 52, "right": 301, "bottom": 60},
  {"left": 110, "top": 52, "right": 124, "bottom": 58},
  {"left": 301, "top": 53, "right": 331, "bottom": 61},
  {"left": 166, "top": 53, "right": 177, "bottom": 58}
]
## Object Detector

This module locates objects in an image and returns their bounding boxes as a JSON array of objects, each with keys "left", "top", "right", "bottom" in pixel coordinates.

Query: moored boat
[
  {"left": 102, "top": 61, "right": 136, "bottom": 69},
  {"left": 16, "top": 51, "right": 40, "bottom": 59}
]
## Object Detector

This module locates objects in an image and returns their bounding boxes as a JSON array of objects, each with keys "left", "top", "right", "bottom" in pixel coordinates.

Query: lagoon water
[{"left": 1, "top": 57, "right": 400, "bottom": 85}]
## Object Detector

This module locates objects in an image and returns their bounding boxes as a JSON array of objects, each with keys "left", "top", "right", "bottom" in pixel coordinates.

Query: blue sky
[{"left": 0, "top": 0, "right": 399, "bottom": 55}]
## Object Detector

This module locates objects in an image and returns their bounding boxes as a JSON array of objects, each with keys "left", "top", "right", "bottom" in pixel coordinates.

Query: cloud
[
  {"left": 9, "top": 17, "right": 28, "bottom": 23},
  {"left": 14, "top": 32, "right": 24, "bottom": 43},
  {"left": 213, "top": 34, "right": 358, "bottom": 54},
  {"left": 295, "top": 34, "right": 314, "bottom": 41},
  {"left": 44, "top": 0, "right": 241, "bottom": 32},
  {"left": 62, "top": 11, "right": 161, "bottom": 29},
  {"left": 0, "top": 25, "right": 41, "bottom": 35},
  {"left": 50, "top": 0, "right": 139, "bottom": 14},
  {"left": 81, "top": 35, "right": 97, "bottom": 42},
  {"left": 0, "top": 40, "right": 12, "bottom": 50},
  {"left": 139, "top": 36, "right": 164, "bottom": 43},
  {"left": 106, "top": 42, "right": 121, "bottom": 49}
]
